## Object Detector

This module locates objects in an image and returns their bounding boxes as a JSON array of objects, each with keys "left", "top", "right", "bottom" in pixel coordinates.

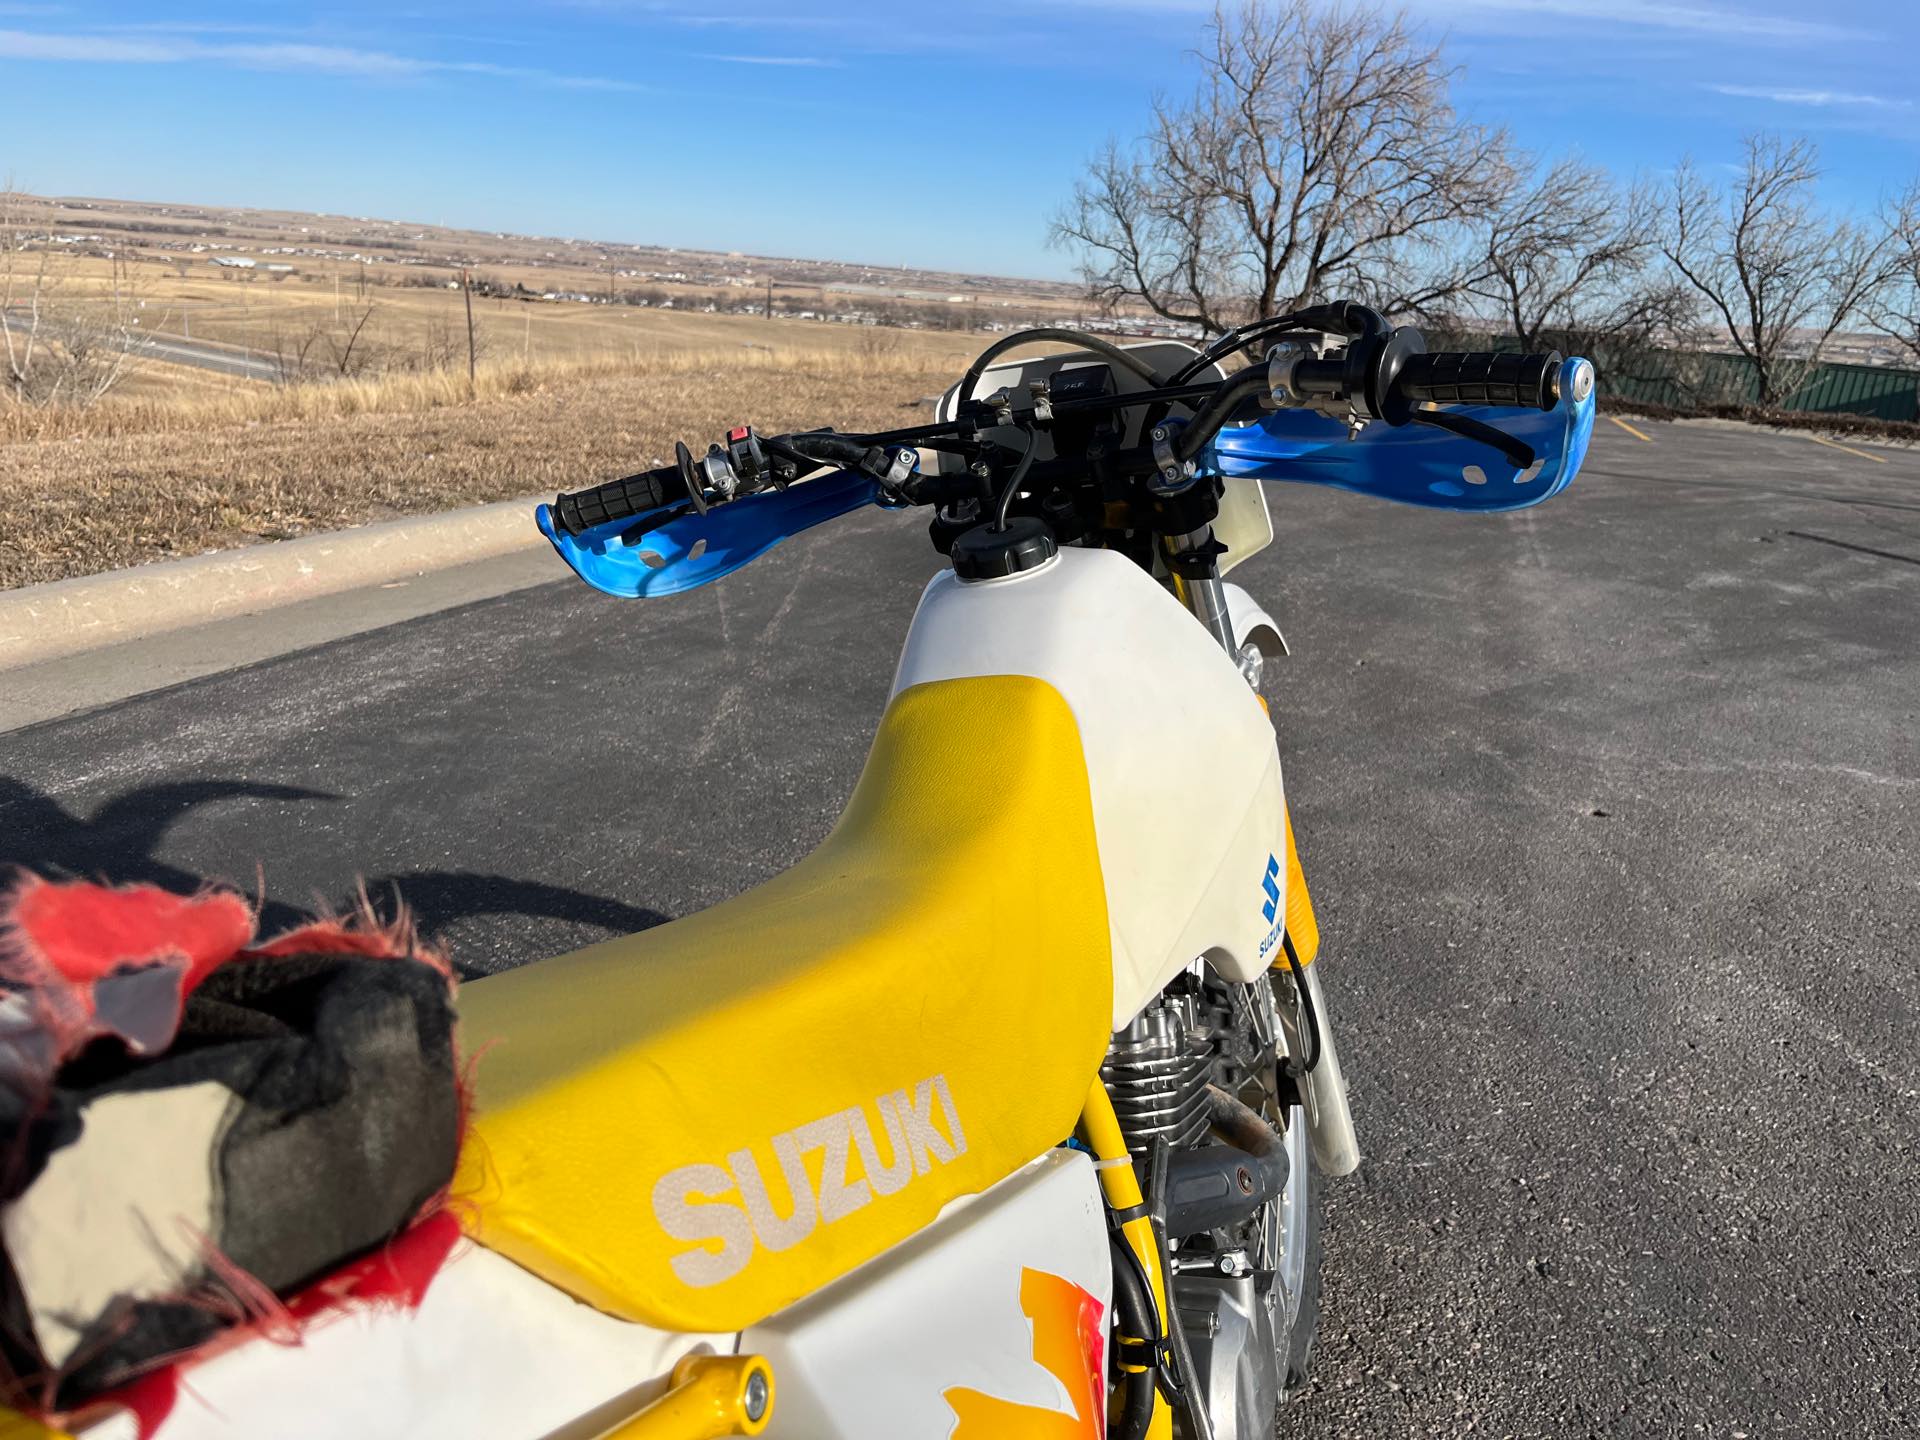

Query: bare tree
[
  {"left": 406, "top": 312, "right": 483, "bottom": 374},
  {"left": 1464, "top": 157, "right": 1650, "bottom": 345},
  {"left": 2, "top": 185, "right": 149, "bottom": 408},
  {"left": 44, "top": 302, "right": 148, "bottom": 406},
  {"left": 277, "top": 301, "right": 382, "bottom": 383},
  {"left": 1052, "top": 0, "right": 1507, "bottom": 334},
  {"left": 1661, "top": 134, "right": 1889, "bottom": 406},
  {"left": 1436, "top": 153, "right": 1696, "bottom": 392},
  {"left": 1867, "top": 182, "right": 1920, "bottom": 366},
  {"left": 2, "top": 185, "right": 54, "bottom": 401}
]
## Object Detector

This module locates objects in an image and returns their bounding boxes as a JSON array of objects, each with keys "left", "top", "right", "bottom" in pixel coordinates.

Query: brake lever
[{"left": 1409, "top": 409, "right": 1536, "bottom": 470}]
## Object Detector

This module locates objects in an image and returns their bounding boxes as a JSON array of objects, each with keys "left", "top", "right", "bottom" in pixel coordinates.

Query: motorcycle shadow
[{"left": 0, "top": 777, "right": 667, "bottom": 980}]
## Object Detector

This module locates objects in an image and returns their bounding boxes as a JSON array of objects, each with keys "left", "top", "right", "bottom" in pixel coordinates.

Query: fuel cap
[{"left": 949, "top": 516, "right": 1058, "bottom": 581}]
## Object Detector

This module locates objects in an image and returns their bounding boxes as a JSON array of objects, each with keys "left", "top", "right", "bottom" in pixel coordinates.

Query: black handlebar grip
[
  {"left": 1395, "top": 351, "right": 1562, "bottom": 411},
  {"left": 552, "top": 463, "right": 689, "bottom": 537}
]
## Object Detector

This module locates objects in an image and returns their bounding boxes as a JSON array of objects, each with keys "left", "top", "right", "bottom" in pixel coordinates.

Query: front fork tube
[
  {"left": 1162, "top": 526, "right": 1237, "bottom": 654},
  {"left": 1274, "top": 963, "right": 1363, "bottom": 1177},
  {"left": 1162, "top": 518, "right": 1365, "bottom": 1178}
]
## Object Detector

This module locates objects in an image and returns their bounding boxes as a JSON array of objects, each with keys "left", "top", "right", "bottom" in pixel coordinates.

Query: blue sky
[{"left": 0, "top": 1, "right": 1914, "bottom": 280}]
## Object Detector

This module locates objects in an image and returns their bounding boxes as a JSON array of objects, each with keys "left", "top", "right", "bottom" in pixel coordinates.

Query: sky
[{"left": 0, "top": 0, "right": 1915, "bottom": 281}]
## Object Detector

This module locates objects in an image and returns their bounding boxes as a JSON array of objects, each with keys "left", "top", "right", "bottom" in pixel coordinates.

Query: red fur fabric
[
  {"left": 0, "top": 875, "right": 451, "bottom": 1080},
  {"left": 0, "top": 877, "right": 255, "bottom": 1065},
  {"left": 0, "top": 872, "right": 466, "bottom": 1424}
]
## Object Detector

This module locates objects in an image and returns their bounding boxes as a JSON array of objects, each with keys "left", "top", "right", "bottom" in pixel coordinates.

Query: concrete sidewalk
[
  {"left": 0, "top": 496, "right": 555, "bottom": 671},
  {"left": 1, "top": 501, "right": 567, "bottom": 731}
]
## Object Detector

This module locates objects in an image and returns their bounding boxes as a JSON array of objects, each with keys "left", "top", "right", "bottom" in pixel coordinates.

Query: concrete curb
[{"left": 0, "top": 497, "right": 548, "bottom": 672}]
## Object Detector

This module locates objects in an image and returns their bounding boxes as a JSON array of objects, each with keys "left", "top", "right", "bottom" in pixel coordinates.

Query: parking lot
[{"left": 2, "top": 416, "right": 1915, "bottom": 1435}]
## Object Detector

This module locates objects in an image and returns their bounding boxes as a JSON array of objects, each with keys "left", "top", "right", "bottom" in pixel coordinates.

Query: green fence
[{"left": 1602, "top": 351, "right": 1920, "bottom": 421}]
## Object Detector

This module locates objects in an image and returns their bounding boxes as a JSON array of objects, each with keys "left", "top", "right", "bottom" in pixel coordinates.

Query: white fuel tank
[{"left": 892, "top": 547, "right": 1288, "bottom": 1027}]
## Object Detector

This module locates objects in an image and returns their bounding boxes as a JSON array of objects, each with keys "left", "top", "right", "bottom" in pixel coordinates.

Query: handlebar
[
  {"left": 1394, "top": 351, "right": 1562, "bottom": 412},
  {"left": 548, "top": 308, "right": 1575, "bottom": 537},
  {"left": 552, "top": 460, "right": 690, "bottom": 536},
  {"left": 1274, "top": 342, "right": 1561, "bottom": 419}
]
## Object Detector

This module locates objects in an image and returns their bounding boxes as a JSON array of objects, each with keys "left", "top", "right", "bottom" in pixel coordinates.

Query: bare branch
[
  {"left": 1051, "top": 0, "right": 1505, "bottom": 331},
  {"left": 1864, "top": 182, "right": 1920, "bottom": 365},
  {"left": 1660, "top": 134, "right": 1889, "bottom": 405}
]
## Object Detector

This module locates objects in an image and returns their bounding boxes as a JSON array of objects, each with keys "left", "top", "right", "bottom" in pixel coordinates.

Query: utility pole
[
  {"left": 461, "top": 268, "right": 477, "bottom": 385},
  {"left": 765, "top": 275, "right": 773, "bottom": 320}
]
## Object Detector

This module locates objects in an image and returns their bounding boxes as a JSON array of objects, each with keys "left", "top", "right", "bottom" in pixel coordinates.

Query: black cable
[
  {"left": 993, "top": 429, "right": 1038, "bottom": 532},
  {"left": 1143, "top": 313, "right": 1317, "bottom": 440},
  {"left": 1280, "top": 932, "right": 1323, "bottom": 1076},
  {"left": 774, "top": 432, "right": 866, "bottom": 468},
  {"left": 1105, "top": 1232, "right": 1165, "bottom": 1440},
  {"left": 824, "top": 381, "right": 1223, "bottom": 452},
  {"left": 1166, "top": 313, "right": 1313, "bottom": 389},
  {"left": 956, "top": 327, "right": 1166, "bottom": 408},
  {"left": 1146, "top": 1137, "right": 1210, "bottom": 1439},
  {"left": 1172, "top": 367, "right": 1273, "bottom": 464}
]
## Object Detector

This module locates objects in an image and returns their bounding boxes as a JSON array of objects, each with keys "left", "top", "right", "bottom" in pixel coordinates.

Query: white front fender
[{"left": 1222, "top": 581, "right": 1288, "bottom": 658}]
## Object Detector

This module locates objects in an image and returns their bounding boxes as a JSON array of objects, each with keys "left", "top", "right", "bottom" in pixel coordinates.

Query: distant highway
[
  {"left": 131, "top": 330, "right": 281, "bottom": 381},
  {"left": 0, "top": 311, "right": 280, "bottom": 382}
]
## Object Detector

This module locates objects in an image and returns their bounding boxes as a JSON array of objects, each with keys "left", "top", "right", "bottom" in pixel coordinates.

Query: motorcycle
[{"left": 11, "top": 302, "right": 1591, "bottom": 1440}]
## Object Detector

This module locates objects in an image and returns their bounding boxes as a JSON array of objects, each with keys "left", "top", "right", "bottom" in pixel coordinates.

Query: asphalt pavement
[{"left": 2, "top": 417, "right": 1915, "bottom": 1436}]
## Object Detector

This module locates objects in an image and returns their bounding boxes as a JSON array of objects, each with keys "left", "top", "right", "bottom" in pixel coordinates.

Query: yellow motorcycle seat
[{"left": 454, "top": 675, "right": 1114, "bottom": 1334}]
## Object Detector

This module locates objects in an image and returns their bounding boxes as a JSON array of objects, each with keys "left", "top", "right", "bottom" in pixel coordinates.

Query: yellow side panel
[
  {"left": 1283, "top": 803, "right": 1320, "bottom": 966},
  {"left": 456, "top": 676, "right": 1114, "bottom": 1334},
  {"left": 0, "top": 1413, "right": 64, "bottom": 1439}
]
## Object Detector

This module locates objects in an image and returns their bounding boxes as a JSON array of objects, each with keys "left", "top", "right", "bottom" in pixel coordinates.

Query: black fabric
[{"left": 0, "top": 953, "right": 459, "bottom": 1410}]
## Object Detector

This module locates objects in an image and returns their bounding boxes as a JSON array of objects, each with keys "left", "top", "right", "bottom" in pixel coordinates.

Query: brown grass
[
  {"left": 0, "top": 345, "right": 942, "bottom": 444},
  {"left": 0, "top": 350, "right": 952, "bottom": 589}
]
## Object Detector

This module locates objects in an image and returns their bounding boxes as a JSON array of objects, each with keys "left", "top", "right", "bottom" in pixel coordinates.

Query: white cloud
[
  {"left": 1390, "top": 0, "right": 1850, "bottom": 44},
  {"left": 1434, "top": 0, "right": 1861, "bottom": 43},
  {"left": 1712, "top": 83, "right": 1909, "bottom": 109},
  {"left": 694, "top": 52, "right": 842, "bottom": 66},
  {"left": 1052, "top": 0, "right": 1871, "bottom": 44},
  {"left": 0, "top": 27, "right": 641, "bottom": 88}
]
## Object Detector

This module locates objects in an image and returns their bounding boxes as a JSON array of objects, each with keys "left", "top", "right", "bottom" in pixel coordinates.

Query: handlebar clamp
[
  {"left": 1148, "top": 423, "right": 1199, "bottom": 496},
  {"left": 1265, "top": 343, "right": 1309, "bottom": 409}
]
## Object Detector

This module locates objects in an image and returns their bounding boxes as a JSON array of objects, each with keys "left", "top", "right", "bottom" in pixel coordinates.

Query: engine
[
  {"left": 1099, "top": 989, "right": 1214, "bottom": 1161},
  {"left": 1101, "top": 973, "right": 1298, "bottom": 1440},
  {"left": 1099, "top": 976, "right": 1275, "bottom": 1162}
]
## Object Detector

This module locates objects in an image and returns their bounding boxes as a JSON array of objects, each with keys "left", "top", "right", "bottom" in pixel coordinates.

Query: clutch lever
[{"left": 1409, "top": 409, "right": 1536, "bottom": 470}]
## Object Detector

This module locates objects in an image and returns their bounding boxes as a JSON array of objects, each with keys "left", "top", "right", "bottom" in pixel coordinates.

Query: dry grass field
[
  {"left": 0, "top": 204, "right": 1009, "bottom": 588},
  {"left": 44, "top": 264, "right": 992, "bottom": 390},
  {"left": 0, "top": 345, "right": 957, "bottom": 589},
  {"left": 0, "top": 194, "right": 1108, "bottom": 589},
  {"left": 10, "top": 191, "right": 1075, "bottom": 390}
]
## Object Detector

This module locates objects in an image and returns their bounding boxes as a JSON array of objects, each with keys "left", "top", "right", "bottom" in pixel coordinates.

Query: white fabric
[{"left": 5, "top": 1080, "right": 235, "bottom": 1366}]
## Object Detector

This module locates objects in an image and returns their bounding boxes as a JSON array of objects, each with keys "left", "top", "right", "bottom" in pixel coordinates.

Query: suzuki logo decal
[
  {"left": 1261, "top": 853, "right": 1281, "bottom": 924},
  {"left": 652, "top": 1074, "right": 968, "bottom": 1288}
]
